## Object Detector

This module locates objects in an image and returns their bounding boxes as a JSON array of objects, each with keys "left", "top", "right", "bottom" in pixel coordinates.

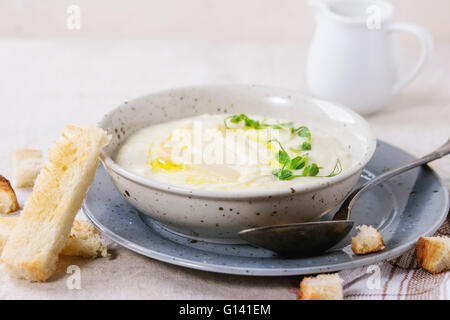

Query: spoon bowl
[
  {"left": 239, "top": 138, "right": 450, "bottom": 257},
  {"left": 238, "top": 220, "right": 353, "bottom": 257}
]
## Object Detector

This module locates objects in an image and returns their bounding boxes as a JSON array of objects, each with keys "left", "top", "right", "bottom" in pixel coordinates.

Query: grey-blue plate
[{"left": 82, "top": 141, "right": 449, "bottom": 276}]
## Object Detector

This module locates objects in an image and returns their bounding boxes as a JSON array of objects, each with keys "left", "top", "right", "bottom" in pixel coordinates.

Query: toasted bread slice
[
  {"left": 351, "top": 225, "right": 385, "bottom": 255},
  {"left": 0, "top": 126, "right": 108, "bottom": 281},
  {"left": 0, "top": 216, "right": 17, "bottom": 253},
  {"left": 298, "top": 273, "right": 344, "bottom": 300},
  {"left": 13, "top": 149, "right": 44, "bottom": 188},
  {"left": 0, "top": 175, "right": 19, "bottom": 214},
  {"left": 416, "top": 236, "right": 450, "bottom": 274},
  {"left": 0, "top": 217, "right": 107, "bottom": 258}
]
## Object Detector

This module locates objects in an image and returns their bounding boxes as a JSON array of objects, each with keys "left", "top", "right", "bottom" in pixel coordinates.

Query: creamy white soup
[{"left": 115, "top": 114, "right": 353, "bottom": 191}]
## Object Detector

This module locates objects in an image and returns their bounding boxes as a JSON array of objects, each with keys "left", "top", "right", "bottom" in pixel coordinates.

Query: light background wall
[{"left": 0, "top": 0, "right": 449, "bottom": 43}]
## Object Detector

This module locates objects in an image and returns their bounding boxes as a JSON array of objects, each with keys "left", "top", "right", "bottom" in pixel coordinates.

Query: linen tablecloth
[{"left": 0, "top": 39, "right": 449, "bottom": 299}]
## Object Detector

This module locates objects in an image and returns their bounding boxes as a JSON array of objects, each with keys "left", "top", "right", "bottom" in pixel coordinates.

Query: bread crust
[
  {"left": 0, "top": 175, "right": 19, "bottom": 214},
  {"left": 0, "top": 126, "right": 108, "bottom": 281}
]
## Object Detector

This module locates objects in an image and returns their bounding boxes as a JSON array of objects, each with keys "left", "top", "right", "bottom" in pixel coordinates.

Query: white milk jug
[{"left": 306, "top": 0, "right": 433, "bottom": 115}]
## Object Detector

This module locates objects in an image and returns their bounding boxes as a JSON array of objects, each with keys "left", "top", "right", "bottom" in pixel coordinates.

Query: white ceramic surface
[
  {"left": 99, "top": 85, "right": 376, "bottom": 243},
  {"left": 306, "top": 0, "right": 433, "bottom": 115}
]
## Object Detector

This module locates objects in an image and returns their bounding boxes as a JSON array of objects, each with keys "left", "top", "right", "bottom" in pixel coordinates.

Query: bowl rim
[{"left": 99, "top": 84, "right": 377, "bottom": 199}]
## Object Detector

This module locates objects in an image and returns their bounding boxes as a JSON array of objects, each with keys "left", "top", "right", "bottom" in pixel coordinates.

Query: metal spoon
[{"left": 238, "top": 138, "right": 450, "bottom": 257}]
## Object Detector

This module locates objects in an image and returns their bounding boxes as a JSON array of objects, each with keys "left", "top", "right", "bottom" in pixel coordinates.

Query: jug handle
[{"left": 388, "top": 22, "right": 434, "bottom": 95}]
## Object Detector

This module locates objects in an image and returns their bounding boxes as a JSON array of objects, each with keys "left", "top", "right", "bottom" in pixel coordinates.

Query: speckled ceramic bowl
[{"left": 99, "top": 85, "right": 376, "bottom": 243}]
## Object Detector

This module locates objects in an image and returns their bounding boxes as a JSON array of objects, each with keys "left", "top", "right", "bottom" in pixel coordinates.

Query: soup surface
[{"left": 115, "top": 114, "right": 353, "bottom": 191}]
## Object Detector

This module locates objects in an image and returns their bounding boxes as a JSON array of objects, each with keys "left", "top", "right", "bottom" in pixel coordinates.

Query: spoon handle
[{"left": 347, "top": 138, "right": 450, "bottom": 216}]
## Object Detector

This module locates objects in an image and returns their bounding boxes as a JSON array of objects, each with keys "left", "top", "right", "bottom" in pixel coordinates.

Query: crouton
[
  {"left": 416, "top": 236, "right": 450, "bottom": 274},
  {"left": 351, "top": 225, "right": 385, "bottom": 255},
  {"left": 13, "top": 149, "right": 44, "bottom": 188},
  {"left": 61, "top": 220, "right": 108, "bottom": 258},
  {"left": 0, "top": 175, "right": 19, "bottom": 214},
  {"left": 0, "top": 216, "right": 17, "bottom": 253},
  {"left": 298, "top": 273, "right": 344, "bottom": 300}
]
